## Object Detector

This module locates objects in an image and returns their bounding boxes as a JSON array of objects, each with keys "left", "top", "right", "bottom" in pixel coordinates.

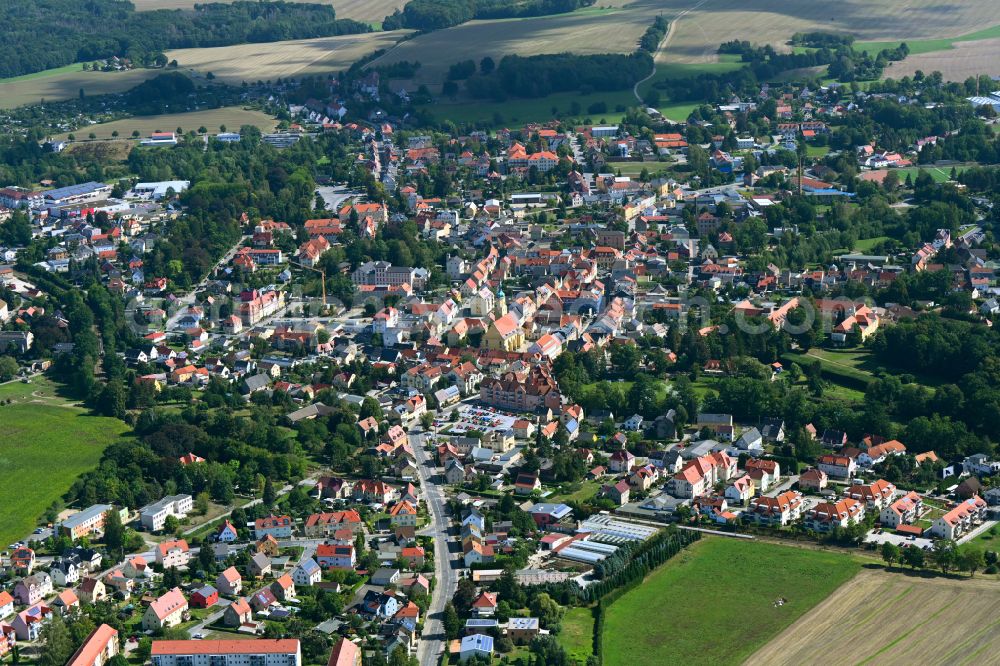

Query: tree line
[
  {"left": 382, "top": 0, "right": 593, "bottom": 31},
  {"left": 0, "top": 0, "right": 371, "bottom": 78}
]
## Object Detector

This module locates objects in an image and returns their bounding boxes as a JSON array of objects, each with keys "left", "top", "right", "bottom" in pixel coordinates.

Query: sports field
[
  {"left": 747, "top": 568, "right": 1000, "bottom": 665},
  {"left": 0, "top": 66, "right": 160, "bottom": 109},
  {"left": 167, "top": 30, "right": 405, "bottom": 84},
  {"left": 601, "top": 538, "right": 861, "bottom": 666},
  {"left": 56, "top": 107, "right": 277, "bottom": 141},
  {"left": 0, "top": 377, "right": 129, "bottom": 548},
  {"left": 131, "top": 0, "right": 405, "bottom": 24}
]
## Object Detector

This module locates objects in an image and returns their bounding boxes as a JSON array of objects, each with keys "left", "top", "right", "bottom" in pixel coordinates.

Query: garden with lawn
[{"left": 601, "top": 538, "right": 861, "bottom": 666}]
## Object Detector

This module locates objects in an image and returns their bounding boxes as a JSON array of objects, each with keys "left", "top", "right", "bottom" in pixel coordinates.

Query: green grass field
[
  {"left": 0, "top": 377, "right": 129, "bottom": 547},
  {"left": 894, "top": 166, "right": 966, "bottom": 183},
  {"left": 601, "top": 538, "right": 862, "bottom": 666},
  {"left": 854, "top": 236, "right": 890, "bottom": 252},
  {"left": 856, "top": 23, "right": 1000, "bottom": 55},
  {"left": 425, "top": 88, "right": 639, "bottom": 127},
  {"left": 558, "top": 606, "right": 595, "bottom": 665}
]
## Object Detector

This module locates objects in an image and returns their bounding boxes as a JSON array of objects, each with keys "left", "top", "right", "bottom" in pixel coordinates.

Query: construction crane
[{"left": 289, "top": 260, "right": 327, "bottom": 307}]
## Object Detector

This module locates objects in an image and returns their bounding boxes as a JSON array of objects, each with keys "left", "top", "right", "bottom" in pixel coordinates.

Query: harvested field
[
  {"left": 369, "top": 4, "right": 661, "bottom": 87},
  {"left": 167, "top": 31, "right": 406, "bottom": 83},
  {"left": 648, "top": 0, "right": 1000, "bottom": 65},
  {"left": 56, "top": 107, "right": 276, "bottom": 141},
  {"left": 884, "top": 37, "right": 1000, "bottom": 81},
  {"left": 746, "top": 567, "right": 1000, "bottom": 665},
  {"left": 131, "top": 0, "right": 405, "bottom": 23},
  {"left": 0, "top": 66, "right": 159, "bottom": 109}
]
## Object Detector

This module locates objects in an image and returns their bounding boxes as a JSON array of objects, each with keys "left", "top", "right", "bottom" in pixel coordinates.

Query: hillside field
[
  {"left": 0, "top": 377, "right": 129, "bottom": 548},
  {"left": 166, "top": 31, "right": 405, "bottom": 84},
  {"left": 747, "top": 568, "right": 1000, "bottom": 665},
  {"left": 57, "top": 107, "right": 277, "bottom": 141},
  {"left": 601, "top": 538, "right": 861, "bottom": 666},
  {"left": 0, "top": 66, "right": 160, "bottom": 109}
]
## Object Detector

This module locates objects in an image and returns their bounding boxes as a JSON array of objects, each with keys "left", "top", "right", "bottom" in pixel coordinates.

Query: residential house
[
  {"left": 818, "top": 453, "right": 857, "bottom": 480},
  {"left": 190, "top": 586, "right": 218, "bottom": 609},
  {"left": 155, "top": 540, "right": 190, "bottom": 569},
  {"left": 216, "top": 567, "right": 242, "bottom": 596},
  {"left": 223, "top": 597, "right": 253, "bottom": 627},
  {"left": 142, "top": 588, "right": 188, "bottom": 631},
  {"left": 804, "top": 498, "right": 865, "bottom": 532},
  {"left": 316, "top": 543, "right": 355, "bottom": 569},
  {"left": 148, "top": 639, "right": 301, "bottom": 666},
  {"left": 270, "top": 574, "right": 296, "bottom": 602},
  {"left": 880, "top": 491, "right": 923, "bottom": 528},
  {"left": 215, "top": 520, "right": 239, "bottom": 543},
  {"left": 304, "top": 510, "right": 363, "bottom": 537},
  {"left": 602, "top": 479, "right": 631, "bottom": 505},
  {"left": 14, "top": 573, "right": 53, "bottom": 605},
  {"left": 724, "top": 474, "right": 755, "bottom": 506},
  {"left": 798, "top": 468, "right": 828, "bottom": 491},
  {"left": 66, "top": 623, "right": 119, "bottom": 666},
  {"left": 460, "top": 634, "right": 494, "bottom": 662},
  {"left": 668, "top": 452, "right": 737, "bottom": 498},
  {"left": 747, "top": 491, "right": 804, "bottom": 526},
  {"left": 929, "top": 496, "right": 988, "bottom": 540},
  {"left": 78, "top": 577, "right": 107, "bottom": 604},
  {"left": 843, "top": 479, "right": 896, "bottom": 511},
  {"left": 292, "top": 558, "right": 322, "bottom": 587},
  {"left": 255, "top": 515, "right": 294, "bottom": 539},
  {"left": 12, "top": 603, "right": 52, "bottom": 640},
  {"left": 249, "top": 552, "right": 272, "bottom": 578}
]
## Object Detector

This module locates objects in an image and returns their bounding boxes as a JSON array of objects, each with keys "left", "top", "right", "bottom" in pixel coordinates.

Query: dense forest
[
  {"left": 382, "top": 0, "right": 592, "bottom": 31},
  {"left": 0, "top": 0, "right": 370, "bottom": 78}
]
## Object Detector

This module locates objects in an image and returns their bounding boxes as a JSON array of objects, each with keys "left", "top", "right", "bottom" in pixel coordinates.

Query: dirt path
[{"left": 632, "top": 0, "right": 715, "bottom": 104}]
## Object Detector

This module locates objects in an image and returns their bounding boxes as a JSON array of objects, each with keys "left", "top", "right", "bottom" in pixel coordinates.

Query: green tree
[
  {"left": 195, "top": 491, "right": 210, "bottom": 515},
  {"left": 263, "top": 478, "right": 277, "bottom": 506},
  {"left": 958, "top": 548, "right": 985, "bottom": 577},
  {"left": 930, "top": 540, "right": 957, "bottom": 574},
  {"left": 880, "top": 542, "right": 901, "bottom": 569},
  {"left": 103, "top": 507, "right": 125, "bottom": 557},
  {"left": 38, "top": 615, "right": 73, "bottom": 666},
  {"left": 98, "top": 379, "right": 127, "bottom": 419},
  {"left": 442, "top": 602, "right": 460, "bottom": 639},
  {"left": 163, "top": 514, "right": 180, "bottom": 534},
  {"left": 0, "top": 356, "right": 17, "bottom": 380}
]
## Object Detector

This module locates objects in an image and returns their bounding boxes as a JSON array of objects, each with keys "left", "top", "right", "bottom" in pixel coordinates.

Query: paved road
[{"left": 411, "top": 427, "right": 459, "bottom": 666}]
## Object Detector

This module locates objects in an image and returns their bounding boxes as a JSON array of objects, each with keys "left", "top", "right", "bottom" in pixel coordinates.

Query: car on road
[{"left": 193, "top": 633, "right": 205, "bottom": 639}]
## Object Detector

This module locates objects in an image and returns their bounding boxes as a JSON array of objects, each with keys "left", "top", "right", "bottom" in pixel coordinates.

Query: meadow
[
  {"left": 0, "top": 377, "right": 129, "bottom": 548},
  {"left": 601, "top": 538, "right": 861, "bottom": 666},
  {"left": 558, "top": 606, "right": 596, "bottom": 665},
  {"left": 165, "top": 31, "right": 406, "bottom": 84},
  {"left": 0, "top": 66, "right": 159, "bottom": 109},
  {"left": 57, "top": 107, "right": 277, "bottom": 141},
  {"left": 746, "top": 568, "right": 1000, "bottom": 665}
]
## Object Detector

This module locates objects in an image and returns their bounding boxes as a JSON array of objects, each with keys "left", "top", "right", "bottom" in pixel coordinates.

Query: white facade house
[{"left": 140, "top": 494, "right": 193, "bottom": 532}]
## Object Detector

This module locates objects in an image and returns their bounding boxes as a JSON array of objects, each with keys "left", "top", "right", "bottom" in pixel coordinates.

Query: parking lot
[
  {"left": 864, "top": 530, "right": 933, "bottom": 550},
  {"left": 436, "top": 405, "right": 518, "bottom": 435}
]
